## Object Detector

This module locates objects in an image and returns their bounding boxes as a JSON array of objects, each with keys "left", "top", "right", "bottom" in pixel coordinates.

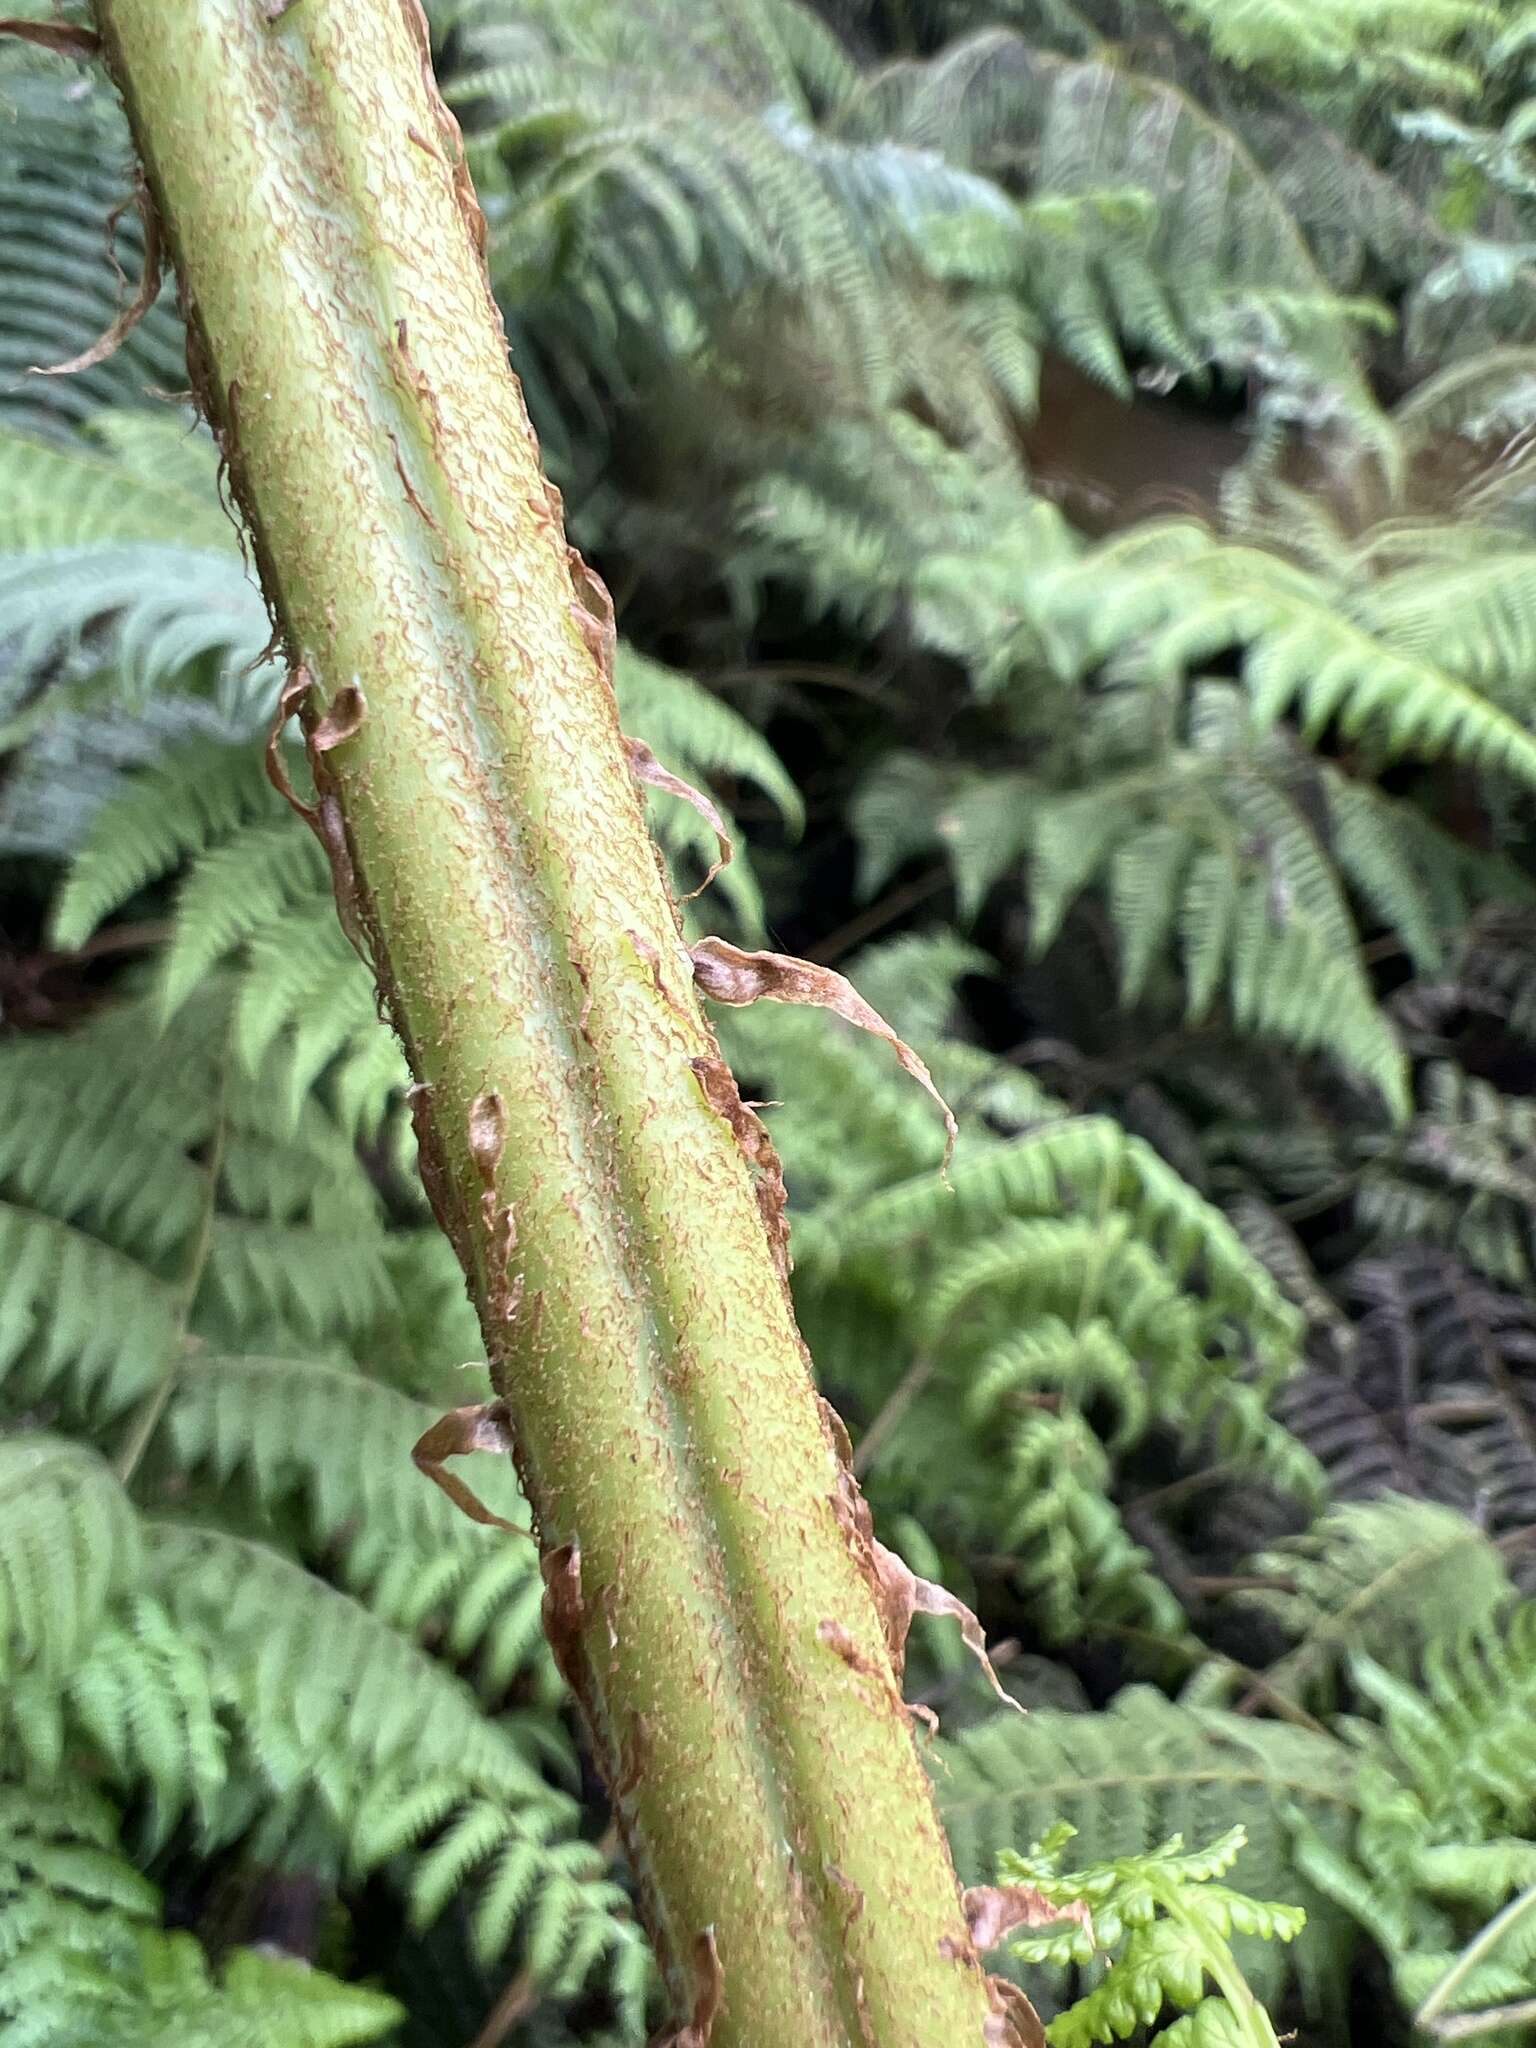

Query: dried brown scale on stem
[
  {"left": 265, "top": 666, "right": 318, "bottom": 823},
  {"left": 983, "top": 1979, "right": 1047, "bottom": 2048},
  {"left": 397, "top": 0, "right": 488, "bottom": 267},
  {"left": 624, "top": 739, "right": 735, "bottom": 902},
  {"left": 829, "top": 1451, "right": 1020, "bottom": 1718},
  {"left": 411, "top": 1401, "right": 528, "bottom": 1534},
  {"left": 651, "top": 1929, "right": 725, "bottom": 2048},
  {"left": 568, "top": 547, "right": 617, "bottom": 679},
  {"left": 468, "top": 1090, "right": 522, "bottom": 1312},
  {"left": 407, "top": 1082, "right": 475, "bottom": 1274},
  {"left": 389, "top": 429, "right": 442, "bottom": 530},
  {"left": 614, "top": 1709, "right": 651, "bottom": 1804},
  {"left": 962, "top": 1887, "right": 1090, "bottom": 1953},
  {"left": 689, "top": 938, "right": 958, "bottom": 1173},
  {"left": 0, "top": 17, "right": 101, "bottom": 53},
  {"left": 23, "top": 169, "right": 161, "bottom": 376},
  {"left": 264, "top": 658, "right": 372, "bottom": 960},
  {"left": 818, "top": 1619, "right": 898, "bottom": 1695},
  {"left": 690, "top": 1055, "right": 792, "bottom": 1281},
  {"left": 310, "top": 680, "right": 366, "bottom": 754},
  {"left": 539, "top": 1541, "right": 589, "bottom": 1702}
]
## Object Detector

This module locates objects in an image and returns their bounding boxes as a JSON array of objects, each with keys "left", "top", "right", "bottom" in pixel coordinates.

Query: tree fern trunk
[{"left": 86, "top": 4, "right": 997, "bottom": 2042}]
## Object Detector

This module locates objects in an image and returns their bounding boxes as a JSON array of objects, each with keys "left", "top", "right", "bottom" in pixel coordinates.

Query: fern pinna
[{"left": 9, "top": 0, "right": 1536, "bottom": 2041}]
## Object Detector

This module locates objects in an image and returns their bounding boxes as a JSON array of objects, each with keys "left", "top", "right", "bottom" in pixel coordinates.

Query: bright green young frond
[
  {"left": 938, "top": 1689, "right": 1359, "bottom": 2012},
  {"left": 1001, "top": 1821, "right": 1304, "bottom": 2048},
  {"left": 1284, "top": 1597, "right": 1536, "bottom": 2018}
]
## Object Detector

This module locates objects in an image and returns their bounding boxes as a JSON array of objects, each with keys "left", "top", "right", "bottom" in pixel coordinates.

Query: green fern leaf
[
  {"left": 0, "top": 1437, "right": 139, "bottom": 1686},
  {"left": 1239, "top": 1497, "right": 1515, "bottom": 1709}
]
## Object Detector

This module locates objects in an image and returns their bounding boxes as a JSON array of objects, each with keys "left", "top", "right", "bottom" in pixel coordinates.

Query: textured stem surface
[{"left": 87, "top": 4, "right": 997, "bottom": 2043}]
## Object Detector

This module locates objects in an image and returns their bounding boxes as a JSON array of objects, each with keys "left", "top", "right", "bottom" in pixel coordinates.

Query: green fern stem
[
  {"left": 86, "top": 4, "right": 994, "bottom": 2045},
  {"left": 1416, "top": 1883, "right": 1536, "bottom": 2038},
  {"left": 1165, "top": 1899, "right": 1284, "bottom": 2048}
]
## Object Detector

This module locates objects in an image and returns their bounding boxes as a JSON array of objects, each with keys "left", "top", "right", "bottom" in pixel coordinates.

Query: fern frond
[
  {"left": 1290, "top": 1597, "right": 1536, "bottom": 2015},
  {"left": 1238, "top": 1497, "right": 1515, "bottom": 1709},
  {"left": 737, "top": 939, "right": 1313, "bottom": 1649},
  {"left": 0, "top": 1778, "right": 156, "bottom": 2048},
  {"left": 140, "top": 1523, "right": 546, "bottom": 1809},
  {"left": 0, "top": 1437, "right": 140, "bottom": 1686},
  {"left": 872, "top": 32, "right": 1388, "bottom": 422},
  {"left": 60, "top": 1593, "right": 228, "bottom": 1843},
  {"left": 0, "top": 1202, "right": 178, "bottom": 1415},
  {"left": 2, "top": 1756, "right": 382, "bottom": 2045},
  {"left": 0, "top": 415, "right": 230, "bottom": 553},
  {"left": 26, "top": 1518, "right": 642, "bottom": 1992},
  {"left": 937, "top": 1688, "right": 1360, "bottom": 2011},
  {"left": 49, "top": 740, "right": 276, "bottom": 949},
  {"left": 1359, "top": 1062, "right": 1536, "bottom": 1289},
  {"left": 1002, "top": 1821, "right": 1304, "bottom": 2048},
  {"left": 1039, "top": 526, "right": 1536, "bottom": 790},
  {"left": 1162, "top": 0, "right": 1498, "bottom": 88},
  {"left": 892, "top": 687, "right": 1501, "bottom": 1112},
  {"left": 0, "top": 979, "right": 474, "bottom": 1406},
  {"left": 1403, "top": 907, "right": 1536, "bottom": 1047},
  {"left": 1001, "top": 1410, "right": 1194, "bottom": 1646},
  {"left": 162, "top": 1353, "right": 553, "bottom": 1691},
  {"left": 831, "top": 1111, "right": 1301, "bottom": 1350},
  {"left": 1272, "top": 1370, "right": 1421, "bottom": 1504},
  {"left": 853, "top": 752, "right": 1037, "bottom": 920},
  {"left": 458, "top": 47, "right": 919, "bottom": 414},
  {"left": 103, "top": 1934, "right": 403, "bottom": 2048},
  {"left": 156, "top": 820, "right": 329, "bottom": 1021},
  {"left": 0, "top": 1059, "right": 204, "bottom": 1260}
]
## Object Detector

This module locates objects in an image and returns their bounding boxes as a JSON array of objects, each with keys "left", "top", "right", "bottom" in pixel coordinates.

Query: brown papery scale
[{"left": 688, "top": 938, "right": 958, "bottom": 1173}]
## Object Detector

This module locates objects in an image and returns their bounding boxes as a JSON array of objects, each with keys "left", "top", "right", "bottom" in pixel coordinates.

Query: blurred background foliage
[{"left": 8, "top": 0, "right": 1536, "bottom": 2040}]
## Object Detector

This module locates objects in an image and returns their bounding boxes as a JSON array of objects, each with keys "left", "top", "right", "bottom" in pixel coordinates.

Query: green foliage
[
  {"left": 721, "top": 936, "right": 1317, "bottom": 1654},
  {"left": 938, "top": 1688, "right": 1360, "bottom": 1993},
  {"left": 1289, "top": 1595, "right": 1536, "bottom": 2023},
  {"left": 1232, "top": 1496, "right": 1516, "bottom": 1709},
  {"left": 0, "top": 1778, "right": 404, "bottom": 2048},
  {"left": 1002, "top": 1822, "right": 1304, "bottom": 2048},
  {"left": 1162, "top": 0, "right": 1499, "bottom": 92},
  {"left": 10, "top": 0, "right": 1536, "bottom": 2040}
]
